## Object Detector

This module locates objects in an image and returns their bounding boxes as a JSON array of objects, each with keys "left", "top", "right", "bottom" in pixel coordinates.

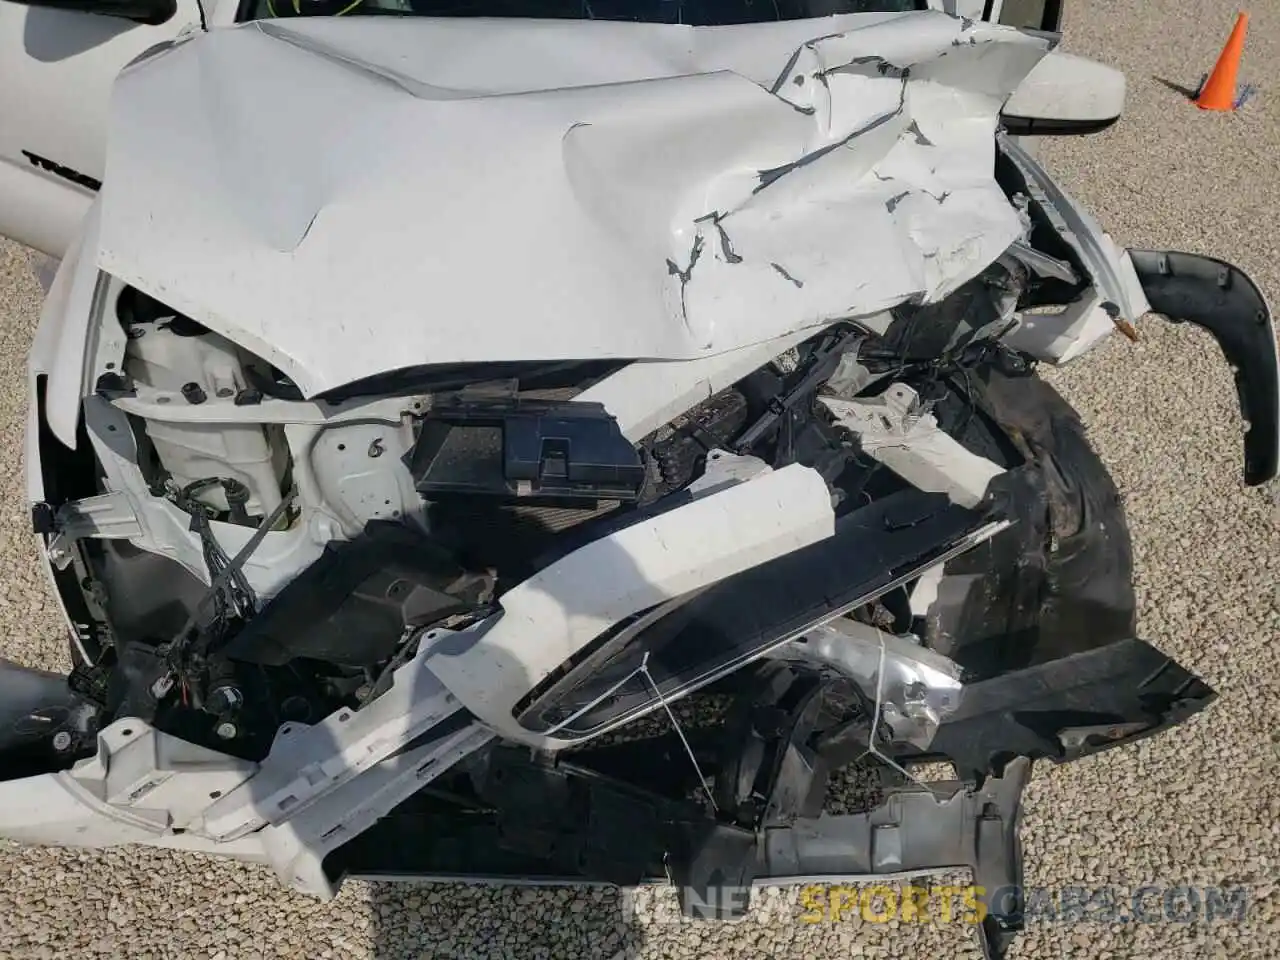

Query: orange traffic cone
[{"left": 1196, "top": 12, "right": 1249, "bottom": 111}]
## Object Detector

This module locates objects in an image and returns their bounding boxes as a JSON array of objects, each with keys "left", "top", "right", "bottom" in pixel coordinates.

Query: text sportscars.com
[{"left": 621, "top": 884, "right": 1253, "bottom": 926}]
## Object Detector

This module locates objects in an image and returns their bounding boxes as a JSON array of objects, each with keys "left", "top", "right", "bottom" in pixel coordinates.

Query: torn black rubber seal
[{"left": 1129, "top": 249, "right": 1280, "bottom": 486}]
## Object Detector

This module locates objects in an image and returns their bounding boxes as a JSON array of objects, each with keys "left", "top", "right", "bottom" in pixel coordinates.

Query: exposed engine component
[
  {"left": 409, "top": 391, "right": 646, "bottom": 504},
  {"left": 118, "top": 288, "right": 290, "bottom": 523},
  {"left": 647, "top": 389, "right": 750, "bottom": 494},
  {"left": 48, "top": 250, "right": 1091, "bottom": 772}
]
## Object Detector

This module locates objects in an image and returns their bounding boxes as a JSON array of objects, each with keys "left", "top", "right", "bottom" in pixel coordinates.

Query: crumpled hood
[{"left": 98, "top": 12, "right": 1052, "bottom": 397}]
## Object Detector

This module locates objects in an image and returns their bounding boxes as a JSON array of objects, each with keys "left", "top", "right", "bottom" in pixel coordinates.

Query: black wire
[
  {"left": 889, "top": 309, "right": 926, "bottom": 384},
  {"left": 955, "top": 364, "right": 978, "bottom": 440},
  {"left": 177, "top": 479, "right": 257, "bottom": 620},
  {"left": 165, "top": 487, "right": 296, "bottom": 677},
  {"left": 195, "top": 0, "right": 209, "bottom": 30}
]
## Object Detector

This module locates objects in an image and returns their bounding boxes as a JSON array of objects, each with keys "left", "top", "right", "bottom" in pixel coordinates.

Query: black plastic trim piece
[
  {"left": 21, "top": 150, "right": 102, "bottom": 192},
  {"left": 14, "top": 0, "right": 175, "bottom": 26},
  {"left": 410, "top": 396, "right": 645, "bottom": 505},
  {"left": 1129, "top": 249, "right": 1280, "bottom": 485},
  {"left": 1040, "top": 0, "right": 1063, "bottom": 32},
  {"left": 221, "top": 521, "right": 489, "bottom": 667},
  {"left": 1000, "top": 115, "right": 1119, "bottom": 137},
  {"left": 888, "top": 638, "right": 1216, "bottom": 780}
]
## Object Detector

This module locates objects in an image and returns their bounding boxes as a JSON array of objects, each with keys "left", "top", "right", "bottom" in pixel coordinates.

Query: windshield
[{"left": 244, "top": 0, "right": 922, "bottom": 26}]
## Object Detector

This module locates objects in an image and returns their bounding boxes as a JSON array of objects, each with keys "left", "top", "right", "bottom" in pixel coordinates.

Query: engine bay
[
  {"left": 51, "top": 253, "right": 1037, "bottom": 764},
  {"left": 16, "top": 236, "right": 1224, "bottom": 960}
]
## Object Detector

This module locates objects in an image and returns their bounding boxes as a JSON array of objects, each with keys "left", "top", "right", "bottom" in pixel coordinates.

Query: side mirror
[
  {"left": 8, "top": 0, "right": 177, "bottom": 25},
  {"left": 1002, "top": 51, "right": 1126, "bottom": 136}
]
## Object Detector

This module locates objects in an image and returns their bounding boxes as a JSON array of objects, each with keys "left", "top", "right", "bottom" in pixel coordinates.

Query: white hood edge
[{"left": 97, "top": 12, "right": 1052, "bottom": 398}]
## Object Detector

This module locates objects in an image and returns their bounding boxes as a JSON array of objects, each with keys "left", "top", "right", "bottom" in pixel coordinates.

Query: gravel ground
[{"left": 1, "top": 1, "right": 1278, "bottom": 957}]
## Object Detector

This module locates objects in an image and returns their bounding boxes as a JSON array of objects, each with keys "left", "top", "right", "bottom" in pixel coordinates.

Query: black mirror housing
[{"left": 13, "top": 0, "right": 177, "bottom": 26}]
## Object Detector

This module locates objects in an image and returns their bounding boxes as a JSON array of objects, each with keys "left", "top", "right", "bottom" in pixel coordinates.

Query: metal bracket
[
  {"left": 1005, "top": 240, "right": 1078, "bottom": 284},
  {"left": 686, "top": 449, "right": 771, "bottom": 498},
  {"left": 771, "top": 619, "right": 963, "bottom": 751},
  {"left": 47, "top": 492, "right": 143, "bottom": 570},
  {"left": 820, "top": 384, "right": 1005, "bottom": 508}
]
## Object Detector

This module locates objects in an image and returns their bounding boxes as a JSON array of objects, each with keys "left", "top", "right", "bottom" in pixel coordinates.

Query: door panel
[{"left": 0, "top": 0, "right": 213, "bottom": 255}]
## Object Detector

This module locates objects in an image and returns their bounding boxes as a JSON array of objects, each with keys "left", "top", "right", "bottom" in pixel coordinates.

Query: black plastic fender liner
[
  {"left": 900, "top": 637, "right": 1216, "bottom": 781},
  {"left": 924, "top": 370, "right": 1137, "bottom": 680},
  {"left": 1129, "top": 249, "right": 1280, "bottom": 486},
  {"left": 221, "top": 520, "right": 492, "bottom": 668}
]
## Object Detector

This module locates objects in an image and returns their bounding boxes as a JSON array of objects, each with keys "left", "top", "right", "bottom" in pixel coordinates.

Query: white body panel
[
  {"left": 0, "top": 0, "right": 241, "bottom": 256},
  {"left": 427, "top": 460, "right": 837, "bottom": 746},
  {"left": 27, "top": 199, "right": 104, "bottom": 448},
  {"left": 0, "top": 0, "right": 1049, "bottom": 261},
  {"left": 98, "top": 14, "right": 1052, "bottom": 396},
  {"left": 1003, "top": 51, "right": 1126, "bottom": 123}
]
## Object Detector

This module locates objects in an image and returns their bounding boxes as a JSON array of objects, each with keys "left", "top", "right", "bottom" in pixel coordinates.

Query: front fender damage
[
  {"left": 4, "top": 15, "right": 1243, "bottom": 960},
  {"left": 6, "top": 348, "right": 1222, "bottom": 960}
]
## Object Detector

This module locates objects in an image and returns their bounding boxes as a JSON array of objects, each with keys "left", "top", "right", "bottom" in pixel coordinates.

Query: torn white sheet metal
[
  {"left": 997, "top": 133, "right": 1151, "bottom": 363},
  {"left": 98, "top": 14, "right": 1052, "bottom": 397},
  {"left": 820, "top": 383, "right": 1004, "bottom": 507},
  {"left": 1006, "top": 291, "right": 1120, "bottom": 364}
]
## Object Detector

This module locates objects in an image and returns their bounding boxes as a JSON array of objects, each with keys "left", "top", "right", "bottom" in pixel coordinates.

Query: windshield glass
[{"left": 244, "top": 0, "right": 922, "bottom": 26}]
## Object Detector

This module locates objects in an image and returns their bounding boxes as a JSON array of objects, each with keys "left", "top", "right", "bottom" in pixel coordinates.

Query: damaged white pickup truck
[{"left": 2, "top": 7, "right": 1277, "bottom": 960}]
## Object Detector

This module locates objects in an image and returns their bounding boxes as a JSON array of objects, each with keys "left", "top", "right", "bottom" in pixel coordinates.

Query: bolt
[
  {"left": 368, "top": 438, "right": 385, "bottom": 458},
  {"left": 52, "top": 731, "right": 72, "bottom": 752},
  {"left": 208, "top": 684, "right": 244, "bottom": 714},
  {"left": 214, "top": 721, "right": 238, "bottom": 741},
  {"left": 181, "top": 382, "right": 207, "bottom": 405}
]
